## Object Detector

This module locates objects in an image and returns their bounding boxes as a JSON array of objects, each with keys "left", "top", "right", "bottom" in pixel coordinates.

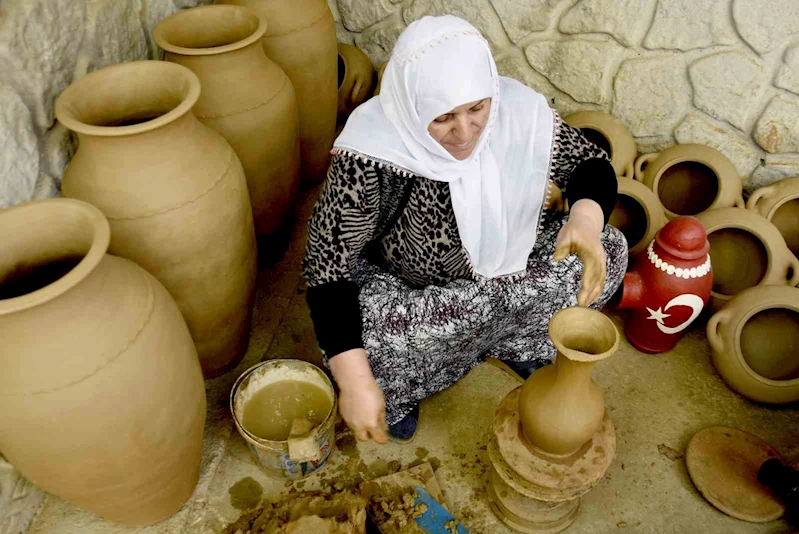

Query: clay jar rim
[
  {"left": 616, "top": 177, "right": 667, "bottom": 254},
  {"left": 54, "top": 60, "right": 201, "bottom": 138},
  {"left": 229, "top": 359, "right": 338, "bottom": 447},
  {"left": 731, "top": 293, "right": 799, "bottom": 387},
  {"left": 153, "top": 5, "right": 267, "bottom": 58},
  {"left": 549, "top": 307, "right": 619, "bottom": 363},
  {"left": 643, "top": 144, "right": 733, "bottom": 218},
  {"left": 564, "top": 110, "right": 637, "bottom": 169},
  {"left": 701, "top": 210, "right": 782, "bottom": 304},
  {"left": 0, "top": 199, "right": 110, "bottom": 315}
]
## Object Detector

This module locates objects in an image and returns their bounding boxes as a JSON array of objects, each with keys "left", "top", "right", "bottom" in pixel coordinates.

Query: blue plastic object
[{"left": 413, "top": 486, "right": 470, "bottom": 534}]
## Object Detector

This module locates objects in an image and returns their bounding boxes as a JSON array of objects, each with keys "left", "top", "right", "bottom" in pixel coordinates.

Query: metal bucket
[{"left": 230, "top": 359, "right": 337, "bottom": 480}]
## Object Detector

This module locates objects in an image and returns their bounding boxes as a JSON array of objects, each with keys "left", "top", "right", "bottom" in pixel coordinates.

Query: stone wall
[
  {"left": 1, "top": 0, "right": 798, "bottom": 207},
  {"left": 0, "top": 0, "right": 208, "bottom": 210},
  {"left": 330, "top": 0, "right": 799, "bottom": 192}
]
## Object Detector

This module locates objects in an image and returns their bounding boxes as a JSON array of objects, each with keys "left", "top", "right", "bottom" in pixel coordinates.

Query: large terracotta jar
[
  {"left": 518, "top": 306, "right": 619, "bottom": 456},
  {"left": 747, "top": 176, "right": 799, "bottom": 262},
  {"left": 0, "top": 199, "right": 206, "bottom": 526},
  {"left": 708, "top": 285, "right": 799, "bottom": 404},
  {"left": 609, "top": 177, "right": 668, "bottom": 256},
  {"left": 155, "top": 5, "right": 301, "bottom": 241},
  {"left": 564, "top": 111, "right": 637, "bottom": 179},
  {"left": 218, "top": 0, "right": 337, "bottom": 184},
  {"left": 635, "top": 144, "right": 745, "bottom": 219},
  {"left": 337, "top": 43, "right": 376, "bottom": 120},
  {"left": 56, "top": 61, "right": 257, "bottom": 378},
  {"left": 697, "top": 208, "right": 799, "bottom": 312}
]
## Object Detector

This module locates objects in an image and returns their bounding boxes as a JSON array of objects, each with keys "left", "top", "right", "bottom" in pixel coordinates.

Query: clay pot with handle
[
  {"left": 697, "top": 207, "right": 799, "bottom": 313},
  {"left": 56, "top": 60, "right": 257, "bottom": 378},
  {"left": 747, "top": 176, "right": 799, "bottom": 263},
  {"left": 154, "top": 5, "right": 301, "bottom": 242},
  {"left": 564, "top": 111, "right": 637, "bottom": 179},
  {"left": 0, "top": 199, "right": 206, "bottom": 526},
  {"left": 609, "top": 177, "right": 668, "bottom": 255},
  {"left": 337, "top": 43, "right": 376, "bottom": 120},
  {"left": 634, "top": 144, "right": 745, "bottom": 219},
  {"left": 218, "top": 0, "right": 337, "bottom": 184},
  {"left": 707, "top": 285, "right": 799, "bottom": 404}
]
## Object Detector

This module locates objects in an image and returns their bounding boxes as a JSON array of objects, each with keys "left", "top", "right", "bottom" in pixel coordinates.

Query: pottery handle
[
  {"left": 746, "top": 186, "right": 771, "bottom": 211},
  {"left": 634, "top": 153, "right": 658, "bottom": 182},
  {"left": 622, "top": 161, "right": 635, "bottom": 181},
  {"left": 788, "top": 256, "right": 799, "bottom": 287},
  {"left": 706, "top": 311, "right": 726, "bottom": 352},
  {"left": 733, "top": 193, "right": 745, "bottom": 209}
]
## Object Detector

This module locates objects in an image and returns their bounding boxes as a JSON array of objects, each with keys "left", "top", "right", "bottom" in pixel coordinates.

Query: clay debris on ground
[
  {"left": 367, "top": 489, "right": 428, "bottom": 533},
  {"left": 222, "top": 491, "right": 367, "bottom": 534}
]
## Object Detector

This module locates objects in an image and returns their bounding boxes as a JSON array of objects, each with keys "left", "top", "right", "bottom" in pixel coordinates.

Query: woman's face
[{"left": 427, "top": 98, "right": 491, "bottom": 160}]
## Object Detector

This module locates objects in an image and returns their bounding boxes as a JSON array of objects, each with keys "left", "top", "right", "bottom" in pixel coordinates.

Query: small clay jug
[
  {"left": 707, "top": 285, "right": 799, "bottom": 404},
  {"left": 218, "top": 0, "right": 337, "bottom": 184},
  {"left": 518, "top": 307, "right": 619, "bottom": 456},
  {"left": 564, "top": 111, "right": 637, "bottom": 179},
  {"left": 0, "top": 199, "right": 206, "bottom": 526},
  {"left": 56, "top": 60, "right": 257, "bottom": 378},
  {"left": 337, "top": 43, "right": 376, "bottom": 120},
  {"left": 609, "top": 177, "right": 668, "bottom": 255},
  {"left": 747, "top": 176, "right": 799, "bottom": 263},
  {"left": 374, "top": 62, "right": 387, "bottom": 96},
  {"left": 155, "top": 5, "right": 301, "bottom": 240},
  {"left": 634, "top": 144, "right": 745, "bottom": 219},
  {"left": 697, "top": 207, "right": 799, "bottom": 312}
]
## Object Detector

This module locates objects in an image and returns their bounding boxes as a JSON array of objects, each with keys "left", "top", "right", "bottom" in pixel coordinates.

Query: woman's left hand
[{"left": 553, "top": 199, "right": 606, "bottom": 307}]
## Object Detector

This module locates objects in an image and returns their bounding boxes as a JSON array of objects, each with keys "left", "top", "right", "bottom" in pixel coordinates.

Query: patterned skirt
[{"left": 352, "top": 213, "right": 628, "bottom": 425}]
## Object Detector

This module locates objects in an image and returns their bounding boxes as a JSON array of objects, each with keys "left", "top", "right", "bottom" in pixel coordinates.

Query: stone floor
[{"left": 8, "top": 184, "right": 799, "bottom": 533}]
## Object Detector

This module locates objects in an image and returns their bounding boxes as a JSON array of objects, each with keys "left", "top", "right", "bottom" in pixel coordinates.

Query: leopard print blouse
[{"left": 303, "top": 112, "right": 610, "bottom": 289}]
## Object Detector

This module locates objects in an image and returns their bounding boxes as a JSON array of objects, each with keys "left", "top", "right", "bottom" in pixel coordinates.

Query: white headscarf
[{"left": 334, "top": 15, "right": 555, "bottom": 279}]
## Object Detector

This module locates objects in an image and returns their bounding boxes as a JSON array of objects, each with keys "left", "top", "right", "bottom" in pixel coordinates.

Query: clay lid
[
  {"left": 686, "top": 426, "right": 784, "bottom": 523},
  {"left": 655, "top": 216, "right": 710, "bottom": 260}
]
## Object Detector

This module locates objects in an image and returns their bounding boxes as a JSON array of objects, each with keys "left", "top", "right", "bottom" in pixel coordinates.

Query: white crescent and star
[{"left": 646, "top": 294, "right": 705, "bottom": 335}]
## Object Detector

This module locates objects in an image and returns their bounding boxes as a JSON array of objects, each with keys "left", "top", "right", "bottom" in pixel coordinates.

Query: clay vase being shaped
[
  {"left": 564, "top": 111, "right": 637, "bottom": 179},
  {"left": 708, "top": 285, "right": 799, "bottom": 404},
  {"left": 155, "top": 5, "right": 301, "bottom": 241},
  {"left": 609, "top": 177, "right": 668, "bottom": 256},
  {"left": 614, "top": 216, "right": 713, "bottom": 354},
  {"left": 518, "top": 307, "right": 620, "bottom": 456},
  {"left": 0, "top": 199, "right": 206, "bottom": 526},
  {"left": 747, "top": 176, "right": 799, "bottom": 263},
  {"left": 374, "top": 61, "right": 387, "bottom": 96},
  {"left": 337, "top": 43, "right": 376, "bottom": 120},
  {"left": 218, "top": 0, "right": 337, "bottom": 184},
  {"left": 697, "top": 207, "right": 799, "bottom": 313},
  {"left": 634, "top": 144, "right": 745, "bottom": 219},
  {"left": 56, "top": 60, "right": 257, "bottom": 378}
]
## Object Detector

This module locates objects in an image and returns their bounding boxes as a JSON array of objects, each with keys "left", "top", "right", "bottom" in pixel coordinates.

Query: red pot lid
[{"left": 655, "top": 216, "right": 710, "bottom": 260}]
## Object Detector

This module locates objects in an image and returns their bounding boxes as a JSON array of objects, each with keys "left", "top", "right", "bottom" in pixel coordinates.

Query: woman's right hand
[{"left": 329, "top": 348, "right": 389, "bottom": 444}]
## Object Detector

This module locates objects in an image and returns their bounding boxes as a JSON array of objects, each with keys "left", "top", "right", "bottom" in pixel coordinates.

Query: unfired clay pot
[
  {"left": 635, "top": 144, "right": 745, "bottom": 219},
  {"left": 697, "top": 207, "right": 799, "bottom": 313},
  {"left": 518, "top": 307, "right": 619, "bottom": 456},
  {"left": 155, "top": 5, "right": 301, "bottom": 240},
  {"left": 609, "top": 177, "right": 668, "bottom": 255},
  {"left": 707, "top": 285, "right": 799, "bottom": 404},
  {"left": 337, "top": 43, "right": 376, "bottom": 120},
  {"left": 218, "top": 0, "right": 337, "bottom": 184},
  {"left": 56, "top": 61, "right": 257, "bottom": 378},
  {"left": 0, "top": 199, "right": 206, "bottom": 526},
  {"left": 564, "top": 111, "right": 637, "bottom": 179},
  {"left": 747, "top": 176, "right": 799, "bottom": 263}
]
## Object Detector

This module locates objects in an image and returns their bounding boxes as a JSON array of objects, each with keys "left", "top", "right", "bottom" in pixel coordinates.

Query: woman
[{"left": 303, "top": 16, "right": 627, "bottom": 444}]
